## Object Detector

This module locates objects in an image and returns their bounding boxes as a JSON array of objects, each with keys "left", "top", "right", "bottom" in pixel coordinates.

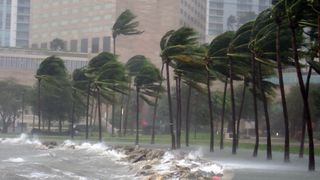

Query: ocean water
[{"left": 0, "top": 134, "right": 137, "bottom": 180}]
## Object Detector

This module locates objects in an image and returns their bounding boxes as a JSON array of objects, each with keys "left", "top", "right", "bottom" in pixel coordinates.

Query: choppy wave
[
  {"left": 3, "top": 157, "right": 25, "bottom": 163},
  {"left": 155, "top": 150, "right": 223, "bottom": 176},
  {"left": 18, "top": 172, "right": 59, "bottom": 179},
  {"left": 60, "top": 140, "right": 127, "bottom": 161},
  {"left": 0, "top": 134, "right": 41, "bottom": 145}
]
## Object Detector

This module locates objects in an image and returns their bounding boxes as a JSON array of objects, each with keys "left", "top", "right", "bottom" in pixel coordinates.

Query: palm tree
[
  {"left": 160, "top": 27, "right": 198, "bottom": 149},
  {"left": 87, "top": 52, "right": 127, "bottom": 142},
  {"left": 112, "top": 9, "right": 143, "bottom": 55},
  {"left": 208, "top": 31, "right": 236, "bottom": 151},
  {"left": 72, "top": 68, "right": 91, "bottom": 139},
  {"left": 227, "top": 21, "right": 253, "bottom": 155},
  {"left": 133, "top": 64, "right": 161, "bottom": 145},
  {"left": 284, "top": 0, "right": 315, "bottom": 170}
]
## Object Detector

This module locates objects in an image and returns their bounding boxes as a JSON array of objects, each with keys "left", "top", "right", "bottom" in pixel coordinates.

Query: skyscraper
[
  {"left": 0, "top": 0, "right": 30, "bottom": 47},
  {"left": 207, "top": 0, "right": 271, "bottom": 41}
]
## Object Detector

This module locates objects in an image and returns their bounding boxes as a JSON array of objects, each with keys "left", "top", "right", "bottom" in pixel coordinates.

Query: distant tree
[
  {"left": 227, "top": 15, "right": 237, "bottom": 30},
  {"left": 50, "top": 38, "right": 66, "bottom": 51},
  {"left": 0, "top": 80, "right": 28, "bottom": 133},
  {"left": 35, "top": 56, "right": 72, "bottom": 133}
]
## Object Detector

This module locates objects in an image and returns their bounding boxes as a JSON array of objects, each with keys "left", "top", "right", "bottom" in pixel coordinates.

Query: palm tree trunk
[
  {"left": 258, "top": 63, "right": 272, "bottom": 160},
  {"left": 119, "top": 94, "right": 124, "bottom": 136},
  {"left": 220, "top": 78, "right": 228, "bottom": 150},
  {"left": 290, "top": 23, "right": 315, "bottom": 171},
  {"left": 21, "top": 91, "right": 25, "bottom": 132},
  {"left": 59, "top": 118, "right": 62, "bottom": 134},
  {"left": 175, "top": 76, "right": 182, "bottom": 149},
  {"left": 299, "top": 66, "right": 312, "bottom": 158},
  {"left": 47, "top": 119, "right": 51, "bottom": 132},
  {"left": 71, "top": 90, "right": 76, "bottom": 139},
  {"left": 275, "top": 21, "right": 290, "bottom": 162},
  {"left": 151, "top": 63, "right": 164, "bottom": 144},
  {"left": 135, "top": 87, "right": 140, "bottom": 145},
  {"left": 236, "top": 80, "right": 246, "bottom": 149},
  {"left": 38, "top": 79, "right": 41, "bottom": 130},
  {"left": 97, "top": 87, "right": 102, "bottom": 142},
  {"left": 229, "top": 58, "right": 237, "bottom": 154},
  {"left": 165, "top": 61, "right": 176, "bottom": 149},
  {"left": 251, "top": 54, "right": 259, "bottom": 157},
  {"left": 185, "top": 84, "right": 192, "bottom": 147},
  {"left": 207, "top": 69, "right": 214, "bottom": 152},
  {"left": 106, "top": 104, "right": 109, "bottom": 129},
  {"left": 85, "top": 83, "right": 90, "bottom": 140},
  {"left": 112, "top": 93, "right": 115, "bottom": 136},
  {"left": 113, "top": 36, "right": 116, "bottom": 55},
  {"left": 124, "top": 81, "right": 132, "bottom": 136},
  {"left": 32, "top": 112, "right": 35, "bottom": 129}
]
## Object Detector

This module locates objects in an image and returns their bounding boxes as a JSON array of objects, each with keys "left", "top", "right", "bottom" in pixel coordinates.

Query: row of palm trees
[
  {"left": 34, "top": 0, "right": 319, "bottom": 171},
  {"left": 158, "top": 0, "right": 319, "bottom": 171},
  {"left": 35, "top": 10, "right": 163, "bottom": 146}
]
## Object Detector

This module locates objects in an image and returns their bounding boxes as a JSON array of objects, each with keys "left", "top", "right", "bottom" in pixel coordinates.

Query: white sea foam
[
  {"left": 187, "top": 148, "right": 203, "bottom": 160},
  {"left": 18, "top": 172, "right": 59, "bottom": 179},
  {"left": 51, "top": 168, "right": 89, "bottom": 180},
  {"left": 191, "top": 163, "right": 224, "bottom": 175},
  {"left": 0, "top": 134, "right": 41, "bottom": 145},
  {"left": 60, "top": 140, "right": 127, "bottom": 160},
  {"left": 3, "top": 157, "right": 25, "bottom": 163}
]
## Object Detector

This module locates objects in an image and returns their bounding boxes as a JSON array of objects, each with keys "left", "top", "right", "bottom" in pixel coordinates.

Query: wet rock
[
  {"left": 132, "top": 154, "right": 146, "bottom": 163},
  {"left": 142, "top": 165, "right": 152, "bottom": 170},
  {"left": 42, "top": 141, "right": 58, "bottom": 148}
]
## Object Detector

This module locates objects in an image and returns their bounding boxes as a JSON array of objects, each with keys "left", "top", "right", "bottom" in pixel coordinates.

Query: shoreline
[{"left": 1, "top": 134, "right": 225, "bottom": 180}]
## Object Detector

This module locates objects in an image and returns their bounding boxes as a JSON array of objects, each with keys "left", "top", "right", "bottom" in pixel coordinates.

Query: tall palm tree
[
  {"left": 160, "top": 27, "right": 198, "bottom": 149},
  {"left": 227, "top": 21, "right": 254, "bottom": 155},
  {"left": 87, "top": 52, "right": 127, "bottom": 142},
  {"left": 284, "top": 0, "right": 315, "bottom": 170},
  {"left": 72, "top": 68, "right": 91, "bottom": 140},
  {"left": 134, "top": 64, "right": 162, "bottom": 145},
  {"left": 209, "top": 31, "right": 237, "bottom": 151},
  {"left": 112, "top": 9, "right": 143, "bottom": 55}
]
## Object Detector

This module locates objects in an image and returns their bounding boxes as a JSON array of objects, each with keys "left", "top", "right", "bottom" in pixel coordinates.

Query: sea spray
[
  {"left": 3, "top": 157, "right": 25, "bottom": 163},
  {"left": 0, "top": 134, "right": 41, "bottom": 145}
]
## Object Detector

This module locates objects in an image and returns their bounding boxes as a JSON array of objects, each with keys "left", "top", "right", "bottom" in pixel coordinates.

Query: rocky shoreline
[
  {"left": 1, "top": 135, "right": 224, "bottom": 180},
  {"left": 112, "top": 145, "right": 224, "bottom": 180}
]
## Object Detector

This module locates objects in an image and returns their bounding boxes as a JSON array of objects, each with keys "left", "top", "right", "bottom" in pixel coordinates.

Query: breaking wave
[{"left": 0, "top": 134, "right": 41, "bottom": 145}]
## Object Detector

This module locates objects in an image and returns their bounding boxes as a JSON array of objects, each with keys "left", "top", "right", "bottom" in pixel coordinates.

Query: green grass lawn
[{"left": 1, "top": 131, "right": 319, "bottom": 156}]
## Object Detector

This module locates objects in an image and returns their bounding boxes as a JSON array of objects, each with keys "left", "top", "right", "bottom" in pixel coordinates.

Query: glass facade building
[
  {"left": 0, "top": 0, "right": 30, "bottom": 47},
  {"left": 207, "top": 0, "right": 271, "bottom": 41}
]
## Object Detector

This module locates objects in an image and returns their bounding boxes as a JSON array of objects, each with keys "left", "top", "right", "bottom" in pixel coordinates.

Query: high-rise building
[
  {"left": 207, "top": 0, "right": 271, "bottom": 41},
  {"left": 115, "top": 0, "right": 207, "bottom": 66},
  {"left": 29, "top": 0, "right": 207, "bottom": 68},
  {"left": 0, "top": 0, "right": 30, "bottom": 47},
  {"left": 29, "top": 0, "right": 116, "bottom": 54}
]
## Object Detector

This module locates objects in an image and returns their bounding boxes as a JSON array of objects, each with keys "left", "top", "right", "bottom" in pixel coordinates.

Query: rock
[
  {"left": 42, "top": 141, "right": 58, "bottom": 148},
  {"left": 132, "top": 154, "right": 146, "bottom": 163},
  {"left": 142, "top": 165, "right": 152, "bottom": 170}
]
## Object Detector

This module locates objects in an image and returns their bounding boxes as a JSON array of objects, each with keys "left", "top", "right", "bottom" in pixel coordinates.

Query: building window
[
  {"left": 103, "top": 36, "right": 111, "bottom": 52},
  {"left": 91, "top": 37, "right": 99, "bottom": 53},
  {"left": 31, "top": 43, "right": 38, "bottom": 48},
  {"left": 40, "top": 42, "right": 47, "bottom": 49},
  {"left": 80, "top": 38, "right": 88, "bottom": 53},
  {"left": 70, "top": 40, "right": 78, "bottom": 52}
]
